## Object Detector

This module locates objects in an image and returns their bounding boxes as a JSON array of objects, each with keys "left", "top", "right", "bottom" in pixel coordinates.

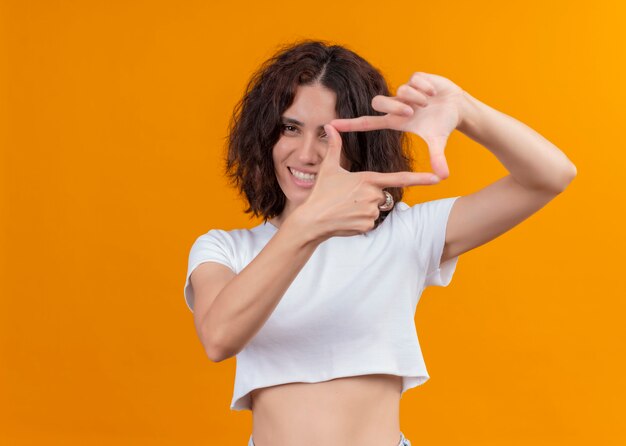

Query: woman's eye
[{"left": 282, "top": 125, "right": 326, "bottom": 139}]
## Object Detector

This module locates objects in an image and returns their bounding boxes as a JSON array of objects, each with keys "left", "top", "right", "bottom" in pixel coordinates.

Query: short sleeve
[
  {"left": 408, "top": 196, "right": 461, "bottom": 289},
  {"left": 183, "top": 229, "right": 236, "bottom": 313}
]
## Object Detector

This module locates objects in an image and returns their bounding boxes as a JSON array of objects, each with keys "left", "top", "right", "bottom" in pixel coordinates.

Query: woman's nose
[{"left": 297, "top": 135, "right": 324, "bottom": 164}]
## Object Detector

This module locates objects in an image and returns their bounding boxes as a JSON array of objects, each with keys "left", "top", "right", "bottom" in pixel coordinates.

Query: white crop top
[{"left": 184, "top": 197, "right": 461, "bottom": 411}]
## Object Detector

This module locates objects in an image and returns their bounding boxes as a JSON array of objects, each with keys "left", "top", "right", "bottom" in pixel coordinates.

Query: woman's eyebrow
[{"left": 282, "top": 116, "right": 326, "bottom": 131}]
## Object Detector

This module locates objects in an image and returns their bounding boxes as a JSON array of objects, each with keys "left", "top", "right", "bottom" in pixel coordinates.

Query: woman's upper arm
[{"left": 190, "top": 261, "right": 237, "bottom": 344}]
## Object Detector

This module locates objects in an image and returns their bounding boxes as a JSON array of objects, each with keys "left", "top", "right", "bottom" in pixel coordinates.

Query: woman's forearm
[
  {"left": 202, "top": 213, "right": 321, "bottom": 362},
  {"left": 456, "top": 91, "right": 577, "bottom": 192}
]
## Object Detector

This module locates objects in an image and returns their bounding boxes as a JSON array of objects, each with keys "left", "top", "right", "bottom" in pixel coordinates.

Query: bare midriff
[{"left": 250, "top": 374, "right": 404, "bottom": 446}]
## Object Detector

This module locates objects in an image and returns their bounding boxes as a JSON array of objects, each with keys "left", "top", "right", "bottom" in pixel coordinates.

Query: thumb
[
  {"left": 320, "top": 124, "right": 343, "bottom": 172},
  {"left": 423, "top": 134, "right": 451, "bottom": 179}
]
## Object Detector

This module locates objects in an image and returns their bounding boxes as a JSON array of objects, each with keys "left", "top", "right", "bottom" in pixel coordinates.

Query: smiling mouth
[{"left": 289, "top": 167, "right": 317, "bottom": 182}]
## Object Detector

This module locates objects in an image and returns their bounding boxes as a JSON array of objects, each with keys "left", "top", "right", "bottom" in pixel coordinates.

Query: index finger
[
  {"left": 363, "top": 170, "right": 441, "bottom": 188},
  {"left": 329, "top": 115, "right": 389, "bottom": 132}
]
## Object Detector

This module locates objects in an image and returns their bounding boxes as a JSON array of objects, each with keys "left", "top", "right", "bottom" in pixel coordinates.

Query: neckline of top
[{"left": 260, "top": 220, "right": 279, "bottom": 232}]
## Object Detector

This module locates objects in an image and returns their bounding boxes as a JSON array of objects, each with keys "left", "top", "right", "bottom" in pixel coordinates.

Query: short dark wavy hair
[{"left": 224, "top": 38, "right": 415, "bottom": 229}]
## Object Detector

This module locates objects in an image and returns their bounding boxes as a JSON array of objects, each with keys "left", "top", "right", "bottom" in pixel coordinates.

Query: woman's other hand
[{"left": 329, "top": 71, "right": 466, "bottom": 180}]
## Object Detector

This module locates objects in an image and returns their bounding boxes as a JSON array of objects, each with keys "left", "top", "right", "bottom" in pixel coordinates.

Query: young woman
[{"left": 184, "top": 39, "right": 576, "bottom": 446}]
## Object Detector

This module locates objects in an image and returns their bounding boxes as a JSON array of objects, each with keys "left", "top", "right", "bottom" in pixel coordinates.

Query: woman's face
[{"left": 272, "top": 82, "right": 350, "bottom": 215}]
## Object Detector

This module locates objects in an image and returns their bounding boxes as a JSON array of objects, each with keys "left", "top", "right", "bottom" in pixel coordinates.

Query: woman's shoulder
[{"left": 193, "top": 221, "right": 272, "bottom": 246}]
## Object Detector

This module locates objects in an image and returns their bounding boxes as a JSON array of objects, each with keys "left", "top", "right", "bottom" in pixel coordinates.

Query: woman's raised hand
[
  {"left": 297, "top": 123, "right": 441, "bottom": 240},
  {"left": 329, "top": 72, "right": 466, "bottom": 180}
]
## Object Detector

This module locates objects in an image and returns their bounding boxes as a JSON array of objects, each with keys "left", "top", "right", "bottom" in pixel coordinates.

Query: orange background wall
[{"left": 1, "top": 1, "right": 624, "bottom": 445}]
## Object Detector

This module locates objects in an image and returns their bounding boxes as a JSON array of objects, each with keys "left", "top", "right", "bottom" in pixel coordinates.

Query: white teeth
[{"left": 290, "top": 167, "right": 316, "bottom": 181}]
